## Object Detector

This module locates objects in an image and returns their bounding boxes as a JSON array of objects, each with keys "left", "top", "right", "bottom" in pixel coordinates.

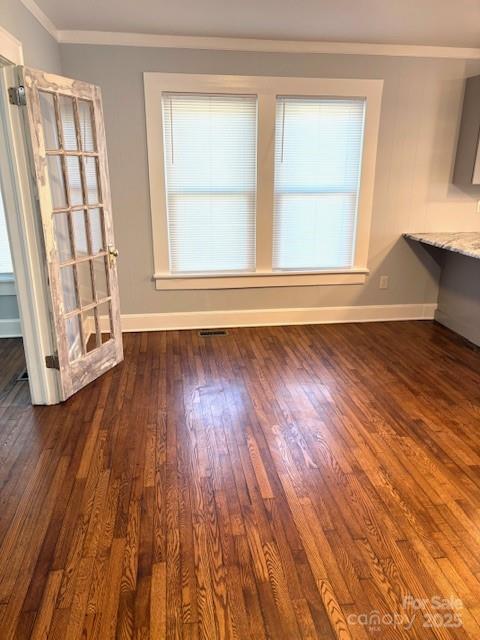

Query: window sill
[
  {"left": 153, "top": 269, "right": 369, "bottom": 290},
  {"left": 0, "top": 274, "right": 16, "bottom": 296}
]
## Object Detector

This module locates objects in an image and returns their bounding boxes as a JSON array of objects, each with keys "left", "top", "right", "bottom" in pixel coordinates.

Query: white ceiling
[{"left": 33, "top": 0, "right": 480, "bottom": 48}]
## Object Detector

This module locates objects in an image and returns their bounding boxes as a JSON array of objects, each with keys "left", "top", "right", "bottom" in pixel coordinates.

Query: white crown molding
[
  {"left": 56, "top": 30, "right": 480, "bottom": 59},
  {"left": 97, "top": 303, "right": 438, "bottom": 333},
  {"left": 15, "top": 1, "right": 480, "bottom": 60},
  {"left": 20, "top": 0, "right": 58, "bottom": 40}
]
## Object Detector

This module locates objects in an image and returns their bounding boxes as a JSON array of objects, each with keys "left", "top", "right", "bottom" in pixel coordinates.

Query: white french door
[{"left": 16, "top": 67, "right": 123, "bottom": 401}]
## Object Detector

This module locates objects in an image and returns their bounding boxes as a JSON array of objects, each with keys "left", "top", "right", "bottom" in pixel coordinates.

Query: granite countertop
[{"left": 403, "top": 232, "right": 480, "bottom": 260}]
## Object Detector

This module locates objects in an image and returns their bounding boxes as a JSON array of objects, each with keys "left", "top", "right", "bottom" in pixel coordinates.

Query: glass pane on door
[
  {"left": 60, "top": 265, "right": 78, "bottom": 313},
  {"left": 59, "top": 95, "right": 78, "bottom": 151},
  {"left": 78, "top": 100, "right": 96, "bottom": 151},
  {"left": 65, "top": 315, "right": 82, "bottom": 362},
  {"left": 72, "top": 210, "right": 89, "bottom": 256},
  {"left": 88, "top": 208, "right": 104, "bottom": 254},
  {"left": 82, "top": 306, "right": 98, "bottom": 352},
  {"left": 97, "top": 300, "right": 112, "bottom": 343},
  {"left": 93, "top": 256, "right": 109, "bottom": 300},
  {"left": 47, "top": 156, "right": 67, "bottom": 209},
  {"left": 76, "top": 260, "right": 94, "bottom": 306},
  {"left": 54, "top": 212, "right": 73, "bottom": 262},
  {"left": 84, "top": 157, "right": 100, "bottom": 204},
  {"left": 39, "top": 91, "right": 59, "bottom": 150},
  {"left": 65, "top": 156, "right": 83, "bottom": 206}
]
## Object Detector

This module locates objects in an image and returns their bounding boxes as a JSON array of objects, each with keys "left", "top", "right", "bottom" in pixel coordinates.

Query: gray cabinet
[{"left": 453, "top": 74, "right": 480, "bottom": 186}]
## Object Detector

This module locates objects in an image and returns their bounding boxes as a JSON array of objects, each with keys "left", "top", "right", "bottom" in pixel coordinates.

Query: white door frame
[{"left": 0, "top": 25, "right": 60, "bottom": 404}]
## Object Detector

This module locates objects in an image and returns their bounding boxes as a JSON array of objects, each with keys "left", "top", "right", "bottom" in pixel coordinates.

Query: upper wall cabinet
[{"left": 454, "top": 75, "right": 480, "bottom": 186}]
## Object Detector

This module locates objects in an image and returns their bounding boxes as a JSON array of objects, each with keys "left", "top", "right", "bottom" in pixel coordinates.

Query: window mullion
[{"left": 255, "top": 94, "right": 276, "bottom": 273}]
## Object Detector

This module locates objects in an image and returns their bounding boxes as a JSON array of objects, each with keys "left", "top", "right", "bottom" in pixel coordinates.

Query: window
[
  {"left": 273, "top": 97, "right": 365, "bottom": 271},
  {"left": 162, "top": 93, "right": 257, "bottom": 273},
  {"left": 144, "top": 74, "right": 383, "bottom": 289},
  {"left": 0, "top": 189, "right": 13, "bottom": 274}
]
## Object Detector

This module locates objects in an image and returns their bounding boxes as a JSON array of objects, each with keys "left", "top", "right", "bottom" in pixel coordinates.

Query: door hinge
[
  {"left": 45, "top": 354, "right": 60, "bottom": 370},
  {"left": 8, "top": 85, "right": 26, "bottom": 106}
]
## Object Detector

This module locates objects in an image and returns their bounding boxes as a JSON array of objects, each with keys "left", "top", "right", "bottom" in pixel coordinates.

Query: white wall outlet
[{"left": 379, "top": 275, "right": 389, "bottom": 289}]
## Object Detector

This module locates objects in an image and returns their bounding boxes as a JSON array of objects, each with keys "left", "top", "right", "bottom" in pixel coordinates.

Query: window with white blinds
[
  {"left": 0, "top": 189, "right": 13, "bottom": 274},
  {"left": 273, "top": 97, "right": 366, "bottom": 271},
  {"left": 161, "top": 93, "right": 257, "bottom": 274},
  {"left": 145, "top": 74, "right": 382, "bottom": 288}
]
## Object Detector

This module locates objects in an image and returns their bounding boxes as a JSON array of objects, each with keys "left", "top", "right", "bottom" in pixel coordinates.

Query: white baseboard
[
  {"left": 101, "top": 303, "right": 438, "bottom": 333},
  {"left": 0, "top": 304, "right": 436, "bottom": 340},
  {"left": 0, "top": 318, "right": 22, "bottom": 338}
]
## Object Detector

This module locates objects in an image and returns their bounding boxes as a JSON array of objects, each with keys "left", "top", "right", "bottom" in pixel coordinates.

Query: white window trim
[{"left": 144, "top": 73, "right": 383, "bottom": 290}]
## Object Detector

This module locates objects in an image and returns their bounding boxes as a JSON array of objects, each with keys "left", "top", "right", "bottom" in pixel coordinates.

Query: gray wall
[
  {"left": 0, "top": 0, "right": 61, "bottom": 332},
  {"left": 60, "top": 44, "right": 480, "bottom": 316},
  {"left": 436, "top": 252, "right": 480, "bottom": 347}
]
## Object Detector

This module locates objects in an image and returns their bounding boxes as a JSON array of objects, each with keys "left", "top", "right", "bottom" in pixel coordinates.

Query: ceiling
[{"left": 33, "top": 0, "right": 480, "bottom": 48}]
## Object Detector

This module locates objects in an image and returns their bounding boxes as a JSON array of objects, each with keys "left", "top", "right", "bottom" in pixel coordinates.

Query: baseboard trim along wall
[
  {"left": 0, "top": 318, "right": 22, "bottom": 338},
  {"left": 0, "top": 304, "right": 437, "bottom": 339},
  {"left": 102, "top": 303, "right": 438, "bottom": 333}
]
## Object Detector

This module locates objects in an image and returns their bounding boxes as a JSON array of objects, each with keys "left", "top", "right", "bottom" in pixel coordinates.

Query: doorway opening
[
  {"left": 0, "top": 26, "right": 123, "bottom": 405},
  {"left": 0, "top": 156, "right": 30, "bottom": 407}
]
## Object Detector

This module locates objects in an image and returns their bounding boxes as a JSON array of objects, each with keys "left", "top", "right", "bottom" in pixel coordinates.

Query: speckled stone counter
[
  {"left": 404, "top": 232, "right": 480, "bottom": 260},
  {"left": 404, "top": 231, "right": 480, "bottom": 347}
]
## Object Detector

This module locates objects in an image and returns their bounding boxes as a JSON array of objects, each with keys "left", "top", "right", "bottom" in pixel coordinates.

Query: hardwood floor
[{"left": 1, "top": 321, "right": 480, "bottom": 638}]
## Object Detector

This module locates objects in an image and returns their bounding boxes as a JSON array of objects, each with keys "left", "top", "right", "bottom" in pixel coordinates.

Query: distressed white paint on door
[{"left": 19, "top": 67, "right": 123, "bottom": 401}]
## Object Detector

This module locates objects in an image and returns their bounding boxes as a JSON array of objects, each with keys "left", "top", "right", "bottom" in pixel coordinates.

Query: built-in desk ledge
[{"left": 404, "top": 232, "right": 480, "bottom": 260}]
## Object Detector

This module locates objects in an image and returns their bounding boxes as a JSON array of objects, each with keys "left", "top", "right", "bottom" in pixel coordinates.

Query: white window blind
[
  {"left": 0, "top": 190, "right": 13, "bottom": 274},
  {"left": 162, "top": 93, "right": 257, "bottom": 273},
  {"left": 273, "top": 96, "right": 365, "bottom": 271}
]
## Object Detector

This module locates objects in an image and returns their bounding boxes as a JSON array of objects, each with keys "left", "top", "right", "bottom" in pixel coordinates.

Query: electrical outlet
[
  {"left": 379, "top": 275, "right": 389, "bottom": 289},
  {"left": 476, "top": 200, "right": 480, "bottom": 214}
]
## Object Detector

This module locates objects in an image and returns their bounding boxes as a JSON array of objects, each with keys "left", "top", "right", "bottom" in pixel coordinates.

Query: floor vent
[
  {"left": 199, "top": 329, "right": 228, "bottom": 337},
  {"left": 16, "top": 369, "right": 29, "bottom": 382}
]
